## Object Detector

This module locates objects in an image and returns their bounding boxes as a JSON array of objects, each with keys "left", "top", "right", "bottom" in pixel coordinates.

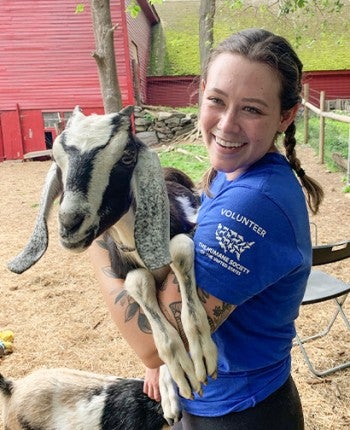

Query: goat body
[
  {"left": 7, "top": 106, "right": 217, "bottom": 422},
  {"left": 0, "top": 368, "right": 173, "bottom": 430}
]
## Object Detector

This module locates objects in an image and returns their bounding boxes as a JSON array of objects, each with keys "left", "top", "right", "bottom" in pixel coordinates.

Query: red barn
[
  {"left": 302, "top": 70, "right": 350, "bottom": 107},
  {"left": 0, "top": 0, "right": 159, "bottom": 161}
]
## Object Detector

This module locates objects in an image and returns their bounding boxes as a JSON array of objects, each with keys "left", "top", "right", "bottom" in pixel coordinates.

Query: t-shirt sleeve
[{"left": 194, "top": 185, "right": 303, "bottom": 305}]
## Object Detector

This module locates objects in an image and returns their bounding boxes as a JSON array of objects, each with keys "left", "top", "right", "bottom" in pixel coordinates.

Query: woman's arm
[
  {"left": 88, "top": 238, "right": 161, "bottom": 367},
  {"left": 88, "top": 237, "right": 236, "bottom": 368}
]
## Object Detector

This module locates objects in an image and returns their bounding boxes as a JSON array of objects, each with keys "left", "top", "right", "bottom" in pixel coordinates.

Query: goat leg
[
  {"left": 170, "top": 234, "right": 218, "bottom": 384},
  {"left": 124, "top": 268, "right": 202, "bottom": 399},
  {"left": 159, "top": 365, "right": 182, "bottom": 425}
]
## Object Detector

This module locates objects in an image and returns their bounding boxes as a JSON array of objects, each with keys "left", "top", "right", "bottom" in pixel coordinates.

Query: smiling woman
[
  {"left": 167, "top": 28, "right": 325, "bottom": 430},
  {"left": 200, "top": 53, "right": 297, "bottom": 180},
  {"left": 88, "top": 29, "right": 325, "bottom": 430}
]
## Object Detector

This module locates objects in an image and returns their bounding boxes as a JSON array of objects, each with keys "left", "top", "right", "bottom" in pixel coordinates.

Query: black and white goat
[
  {"left": 0, "top": 367, "right": 176, "bottom": 430},
  {"left": 7, "top": 106, "right": 217, "bottom": 424}
]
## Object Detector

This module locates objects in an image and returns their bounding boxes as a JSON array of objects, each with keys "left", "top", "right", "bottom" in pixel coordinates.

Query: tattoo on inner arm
[
  {"left": 102, "top": 266, "right": 118, "bottom": 279},
  {"left": 96, "top": 238, "right": 109, "bottom": 250},
  {"left": 114, "top": 290, "right": 152, "bottom": 334},
  {"left": 96, "top": 239, "right": 153, "bottom": 335}
]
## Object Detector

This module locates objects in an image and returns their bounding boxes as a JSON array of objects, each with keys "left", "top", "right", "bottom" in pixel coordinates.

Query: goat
[
  {"left": 7, "top": 106, "right": 217, "bottom": 424},
  {"left": 0, "top": 367, "right": 178, "bottom": 429}
]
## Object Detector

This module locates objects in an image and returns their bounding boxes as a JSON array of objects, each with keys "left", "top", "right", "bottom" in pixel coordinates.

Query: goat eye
[{"left": 121, "top": 148, "right": 137, "bottom": 165}]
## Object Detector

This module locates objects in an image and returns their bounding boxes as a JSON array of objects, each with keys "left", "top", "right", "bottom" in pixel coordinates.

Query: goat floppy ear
[
  {"left": 7, "top": 163, "right": 62, "bottom": 274},
  {"left": 132, "top": 150, "right": 172, "bottom": 271}
]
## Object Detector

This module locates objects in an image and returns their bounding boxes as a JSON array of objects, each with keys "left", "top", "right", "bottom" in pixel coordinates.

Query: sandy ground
[{"left": 0, "top": 143, "right": 349, "bottom": 429}]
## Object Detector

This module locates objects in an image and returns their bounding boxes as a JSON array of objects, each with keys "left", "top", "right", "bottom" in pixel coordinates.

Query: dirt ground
[{"left": 0, "top": 143, "right": 349, "bottom": 429}]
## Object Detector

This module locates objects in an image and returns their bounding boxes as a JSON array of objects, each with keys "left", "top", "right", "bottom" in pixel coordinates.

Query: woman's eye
[
  {"left": 208, "top": 97, "right": 223, "bottom": 105},
  {"left": 244, "top": 106, "right": 262, "bottom": 114}
]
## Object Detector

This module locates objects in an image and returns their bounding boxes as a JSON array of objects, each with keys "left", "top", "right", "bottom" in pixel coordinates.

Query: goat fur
[
  {"left": 7, "top": 106, "right": 217, "bottom": 421},
  {"left": 0, "top": 367, "right": 177, "bottom": 430}
]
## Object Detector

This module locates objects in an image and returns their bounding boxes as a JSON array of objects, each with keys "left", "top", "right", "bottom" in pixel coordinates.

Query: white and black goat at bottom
[
  {"left": 6, "top": 106, "right": 218, "bottom": 428},
  {"left": 0, "top": 367, "right": 174, "bottom": 430}
]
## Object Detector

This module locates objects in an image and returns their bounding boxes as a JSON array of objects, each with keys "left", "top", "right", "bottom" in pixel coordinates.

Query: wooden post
[
  {"left": 319, "top": 91, "right": 326, "bottom": 164},
  {"left": 303, "top": 84, "right": 309, "bottom": 145},
  {"left": 347, "top": 126, "right": 350, "bottom": 186}
]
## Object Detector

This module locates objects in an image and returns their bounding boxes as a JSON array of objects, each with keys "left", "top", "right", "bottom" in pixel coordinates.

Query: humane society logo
[
  {"left": 198, "top": 223, "right": 254, "bottom": 276},
  {"left": 215, "top": 223, "right": 255, "bottom": 261}
]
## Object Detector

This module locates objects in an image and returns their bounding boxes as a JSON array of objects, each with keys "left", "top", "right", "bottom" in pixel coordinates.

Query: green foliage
[
  {"left": 162, "top": 31, "right": 200, "bottom": 75},
  {"left": 126, "top": 0, "right": 163, "bottom": 18},
  {"left": 157, "top": 144, "right": 210, "bottom": 183},
  {"left": 295, "top": 114, "right": 349, "bottom": 172},
  {"left": 75, "top": 3, "right": 85, "bottom": 14},
  {"left": 278, "top": 0, "right": 344, "bottom": 15},
  {"left": 126, "top": 1, "right": 141, "bottom": 18},
  {"left": 153, "top": 0, "right": 350, "bottom": 75}
]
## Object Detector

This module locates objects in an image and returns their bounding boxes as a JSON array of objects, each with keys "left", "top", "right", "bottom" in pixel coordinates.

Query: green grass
[
  {"left": 155, "top": 117, "right": 348, "bottom": 190},
  {"left": 154, "top": 114, "right": 348, "bottom": 183},
  {"left": 295, "top": 114, "right": 349, "bottom": 172},
  {"left": 152, "top": 1, "right": 350, "bottom": 75},
  {"left": 157, "top": 143, "right": 210, "bottom": 183}
]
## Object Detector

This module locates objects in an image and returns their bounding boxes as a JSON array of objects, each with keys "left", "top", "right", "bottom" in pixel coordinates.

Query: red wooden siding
[
  {"left": 146, "top": 71, "right": 350, "bottom": 108},
  {"left": 127, "top": 7, "right": 154, "bottom": 103},
  {"left": 1, "top": 109, "right": 23, "bottom": 160},
  {"left": 147, "top": 76, "right": 200, "bottom": 107},
  {"left": 0, "top": 118, "right": 4, "bottom": 162},
  {"left": 0, "top": 0, "right": 158, "bottom": 160},
  {"left": 303, "top": 70, "right": 350, "bottom": 106},
  {"left": 0, "top": 0, "right": 135, "bottom": 111}
]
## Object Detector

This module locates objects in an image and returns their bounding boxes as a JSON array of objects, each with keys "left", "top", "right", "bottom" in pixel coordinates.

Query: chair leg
[
  {"left": 296, "top": 306, "right": 341, "bottom": 344},
  {"left": 295, "top": 294, "right": 350, "bottom": 377},
  {"left": 336, "top": 295, "right": 350, "bottom": 330},
  {"left": 295, "top": 333, "right": 350, "bottom": 376}
]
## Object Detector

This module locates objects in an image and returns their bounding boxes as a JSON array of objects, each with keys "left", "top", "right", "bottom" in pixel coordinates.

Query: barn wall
[
  {"left": 21, "top": 111, "right": 46, "bottom": 155},
  {"left": 146, "top": 76, "right": 200, "bottom": 107},
  {"left": 303, "top": 70, "right": 350, "bottom": 106},
  {"left": 146, "top": 71, "right": 350, "bottom": 108},
  {"left": 0, "top": 109, "right": 23, "bottom": 160},
  {"left": 0, "top": 0, "right": 159, "bottom": 160},
  {"left": 0, "top": 119, "right": 4, "bottom": 162},
  {"left": 0, "top": 0, "right": 138, "bottom": 113},
  {"left": 1, "top": 1, "right": 100, "bottom": 111},
  {"left": 126, "top": 0, "right": 158, "bottom": 103}
]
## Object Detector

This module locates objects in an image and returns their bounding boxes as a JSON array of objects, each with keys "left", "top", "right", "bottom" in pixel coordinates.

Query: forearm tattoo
[
  {"left": 96, "top": 237, "right": 109, "bottom": 250},
  {"left": 102, "top": 265, "right": 119, "bottom": 279},
  {"left": 197, "top": 288, "right": 233, "bottom": 331},
  {"left": 96, "top": 237, "right": 152, "bottom": 335},
  {"left": 115, "top": 290, "right": 152, "bottom": 334}
]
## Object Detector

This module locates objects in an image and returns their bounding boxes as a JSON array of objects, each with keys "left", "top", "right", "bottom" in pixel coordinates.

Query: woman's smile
[{"left": 214, "top": 135, "right": 247, "bottom": 150}]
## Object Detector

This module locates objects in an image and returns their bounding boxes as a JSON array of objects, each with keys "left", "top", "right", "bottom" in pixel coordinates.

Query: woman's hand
[{"left": 143, "top": 366, "right": 161, "bottom": 402}]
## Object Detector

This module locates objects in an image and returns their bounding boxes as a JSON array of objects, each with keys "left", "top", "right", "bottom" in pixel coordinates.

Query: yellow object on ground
[{"left": 0, "top": 330, "right": 14, "bottom": 355}]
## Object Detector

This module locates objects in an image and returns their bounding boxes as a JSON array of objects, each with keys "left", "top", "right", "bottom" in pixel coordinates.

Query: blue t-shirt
[{"left": 180, "top": 153, "right": 312, "bottom": 416}]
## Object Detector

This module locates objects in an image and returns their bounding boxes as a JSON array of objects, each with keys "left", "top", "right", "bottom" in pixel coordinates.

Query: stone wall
[{"left": 134, "top": 106, "right": 198, "bottom": 146}]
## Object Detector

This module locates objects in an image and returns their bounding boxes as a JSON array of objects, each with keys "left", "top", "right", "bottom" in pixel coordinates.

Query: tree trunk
[
  {"left": 90, "top": 0, "right": 122, "bottom": 113},
  {"left": 199, "top": 0, "right": 215, "bottom": 76}
]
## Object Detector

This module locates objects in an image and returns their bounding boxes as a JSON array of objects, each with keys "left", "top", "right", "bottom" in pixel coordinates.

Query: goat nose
[{"left": 59, "top": 211, "right": 85, "bottom": 234}]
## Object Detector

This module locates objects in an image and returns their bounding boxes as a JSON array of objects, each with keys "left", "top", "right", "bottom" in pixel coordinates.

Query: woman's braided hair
[{"left": 201, "top": 28, "right": 324, "bottom": 214}]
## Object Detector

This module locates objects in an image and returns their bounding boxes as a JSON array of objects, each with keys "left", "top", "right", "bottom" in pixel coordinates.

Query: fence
[{"left": 302, "top": 83, "right": 350, "bottom": 186}]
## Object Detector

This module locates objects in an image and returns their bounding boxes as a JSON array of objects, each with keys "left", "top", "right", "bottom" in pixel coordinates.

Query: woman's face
[{"left": 200, "top": 53, "right": 297, "bottom": 180}]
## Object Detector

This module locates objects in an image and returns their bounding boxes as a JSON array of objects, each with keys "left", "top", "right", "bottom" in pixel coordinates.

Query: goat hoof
[
  {"left": 196, "top": 387, "right": 203, "bottom": 397},
  {"left": 210, "top": 370, "right": 218, "bottom": 380}
]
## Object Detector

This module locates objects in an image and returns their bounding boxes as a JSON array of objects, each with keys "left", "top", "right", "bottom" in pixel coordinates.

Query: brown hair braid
[{"left": 284, "top": 122, "right": 324, "bottom": 214}]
